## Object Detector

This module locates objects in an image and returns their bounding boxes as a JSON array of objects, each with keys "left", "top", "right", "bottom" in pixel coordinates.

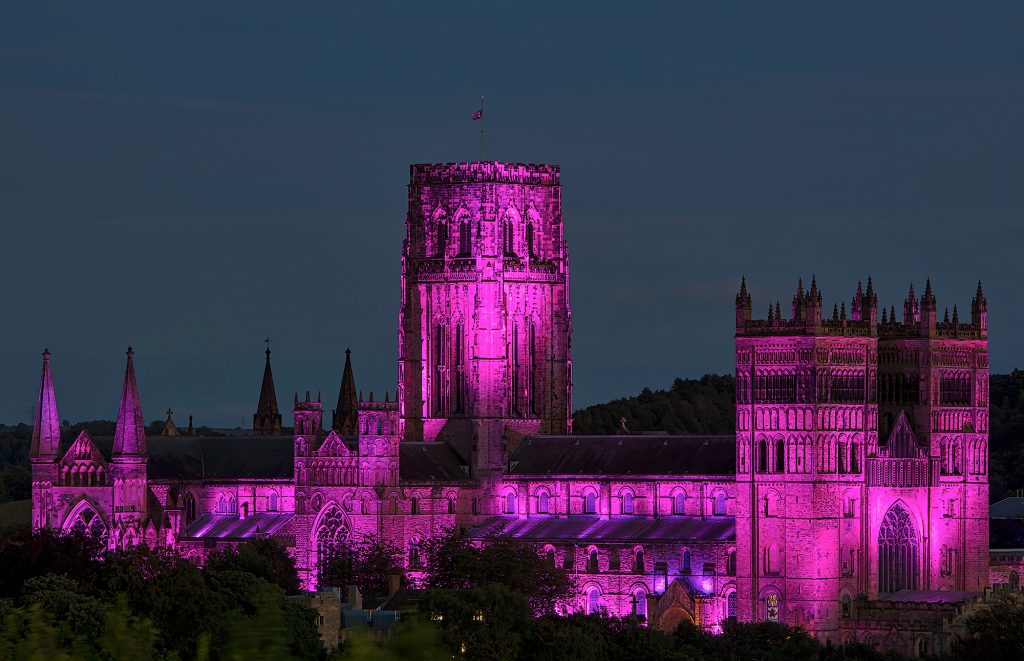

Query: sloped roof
[
  {"left": 182, "top": 512, "right": 294, "bottom": 540},
  {"left": 399, "top": 443, "right": 469, "bottom": 482},
  {"left": 991, "top": 497, "right": 1024, "bottom": 518},
  {"left": 90, "top": 436, "right": 295, "bottom": 480},
  {"left": 508, "top": 436, "right": 735, "bottom": 476},
  {"left": 467, "top": 515, "right": 735, "bottom": 543},
  {"left": 882, "top": 590, "right": 982, "bottom": 605}
]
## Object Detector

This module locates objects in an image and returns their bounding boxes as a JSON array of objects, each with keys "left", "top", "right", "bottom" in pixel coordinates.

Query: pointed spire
[
  {"left": 974, "top": 280, "right": 987, "bottom": 306},
  {"left": 881, "top": 307, "right": 888, "bottom": 324},
  {"left": 113, "top": 347, "right": 147, "bottom": 456},
  {"left": 369, "top": 391, "right": 375, "bottom": 403},
  {"left": 384, "top": 390, "right": 390, "bottom": 403},
  {"left": 774, "top": 301, "right": 781, "bottom": 320},
  {"left": 30, "top": 348, "right": 61, "bottom": 459},
  {"left": 736, "top": 276, "right": 750, "bottom": 304},
  {"left": 952, "top": 304, "right": 959, "bottom": 324},
  {"left": 796, "top": 278, "right": 804, "bottom": 299},
  {"left": 334, "top": 348, "right": 358, "bottom": 434},
  {"left": 254, "top": 344, "right": 282, "bottom": 435},
  {"left": 832, "top": 303, "right": 839, "bottom": 321},
  {"left": 866, "top": 276, "right": 876, "bottom": 303},
  {"left": 809, "top": 274, "right": 819, "bottom": 299},
  {"left": 890, "top": 305, "right": 897, "bottom": 322},
  {"left": 767, "top": 304, "right": 774, "bottom": 322},
  {"left": 943, "top": 307, "right": 950, "bottom": 323},
  {"left": 840, "top": 302, "right": 847, "bottom": 321}
]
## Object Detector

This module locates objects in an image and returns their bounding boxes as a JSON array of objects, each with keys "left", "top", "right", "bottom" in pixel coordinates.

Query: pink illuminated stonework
[{"left": 29, "top": 161, "right": 993, "bottom": 652}]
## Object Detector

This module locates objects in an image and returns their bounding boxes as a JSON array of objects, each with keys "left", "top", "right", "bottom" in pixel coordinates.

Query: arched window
[
  {"left": 878, "top": 503, "right": 920, "bottom": 594},
  {"left": 840, "top": 593, "right": 852, "bottom": 619},
  {"left": 634, "top": 549, "right": 645, "bottom": 573},
  {"left": 268, "top": 491, "right": 279, "bottom": 512},
  {"left": 448, "top": 498, "right": 456, "bottom": 514},
  {"left": 585, "top": 492, "right": 597, "bottom": 515},
  {"left": 315, "top": 507, "right": 347, "bottom": 583},
  {"left": 758, "top": 439, "right": 768, "bottom": 473},
  {"left": 228, "top": 497, "right": 237, "bottom": 514},
  {"left": 66, "top": 504, "right": 108, "bottom": 548},
  {"left": 526, "top": 222, "right": 536, "bottom": 258},
  {"left": 713, "top": 492, "right": 727, "bottom": 516},
  {"left": 633, "top": 588, "right": 647, "bottom": 619},
  {"left": 765, "top": 591, "right": 780, "bottom": 622},
  {"left": 217, "top": 496, "right": 226, "bottom": 514},
  {"left": 622, "top": 492, "right": 634, "bottom": 515},
  {"left": 504, "top": 220, "right": 516, "bottom": 257},
  {"left": 184, "top": 492, "right": 197, "bottom": 522},
  {"left": 537, "top": 491, "right": 549, "bottom": 514},
  {"left": 586, "top": 588, "right": 600, "bottom": 615},
  {"left": 727, "top": 550, "right": 737, "bottom": 576},
  {"left": 588, "top": 549, "right": 599, "bottom": 573},
  {"left": 673, "top": 493, "right": 686, "bottom": 515},
  {"left": 546, "top": 547, "right": 556, "bottom": 567},
  {"left": 682, "top": 550, "right": 692, "bottom": 573},
  {"left": 411, "top": 498, "right": 419, "bottom": 515},
  {"left": 435, "top": 221, "right": 448, "bottom": 256},
  {"left": 727, "top": 591, "right": 738, "bottom": 620},
  {"left": 775, "top": 439, "right": 785, "bottom": 473},
  {"left": 459, "top": 219, "right": 472, "bottom": 256},
  {"left": 763, "top": 544, "right": 780, "bottom": 576},
  {"left": 409, "top": 538, "right": 421, "bottom": 568}
]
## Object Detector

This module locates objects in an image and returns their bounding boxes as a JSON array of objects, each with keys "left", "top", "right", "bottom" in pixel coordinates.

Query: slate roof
[
  {"left": 467, "top": 515, "right": 735, "bottom": 543},
  {"left": 89, "top": 436, "right": 295, "bottom": 481},
  {"left": 882, "top": 590, "right": 982, "bottom": 605},
  {"left": 991, "top": 497, "right": 1024, "bottom": 518},
  {"left": 182, "top": 512, "right": 294, "bottom": 540},
  {"left": 508, "top": 435, "right": 735, "bottom": 476},
  {"left": 399, "top": 443, "right": 470, "bottom": 482}
]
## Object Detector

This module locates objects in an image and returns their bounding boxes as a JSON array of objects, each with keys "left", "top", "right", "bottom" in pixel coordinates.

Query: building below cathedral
[{"left": 30, "top": 161, "right": 1003, "bottom": 655}]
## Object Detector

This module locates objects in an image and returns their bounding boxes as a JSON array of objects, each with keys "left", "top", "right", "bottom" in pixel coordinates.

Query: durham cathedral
[{"left": 29, "top": 162, "right": 997, "bottom": 654}]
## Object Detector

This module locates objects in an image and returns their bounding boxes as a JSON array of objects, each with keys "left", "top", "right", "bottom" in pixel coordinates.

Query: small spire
[
  {"left": 384, "top": 390, "right": 390, "bottom": 403},
  {"left": 334, "top": 348, "right": 358, "bottom": 434},
  {"left": 882, "top": 307, "right": 888, "bottom": 324},
  {"left": 890, "top": 305, "right": 896, "bottom": 321},
  {"left": 359, "top": 389, "right": 364, "bottom": 402},
  {"left": 865, "top": 275, "right": 876, "bottom": 302},
  {"left": 161, "top": 407, "right": 180, "bottom": 437},
  {"left": 809, "top": 274, "right": 819, "bottom": 299},
  {"left": 113, "top": 347, "right": 147, "bottom": 456},
  {"left": 832, "top": 303, "right": 839, "bottom": 320},
  {"left": 840, "top": 302, "right": 847, "bottom": 321},
  {"left": 30, "top": 348, "right": 61, "bottom": 459},
  {"left": 774, "top": 301, "right": 781, "bottom": 320},
  {"left": 855, "top": 280, "right": 863, "bottom": 298},
  {"left": 736, "top": 276, "right": 750, "bottom": 304},
  {"left": 907, "top": 282, "right": 916, "bottom": 300},
  {"left": 369, "top": 391, "right": 375, "bottom": 403},
  {"left": 796, "top": 278, "right": 804, "bottom": 298},
  {"left": 943, "top": 307, "right": 950, "bottom": 323},
  {"left": 254, "top": 343, "right": 282, "bottom": 435},
  {"left": 767, "top": 304, "right": 774, "bottom": 322},
  {"left": 952, "top": 304, "right": 959, "bottom": 324},
  {"left": 305, "top": 390, "right": 311, "bottom": 403}
]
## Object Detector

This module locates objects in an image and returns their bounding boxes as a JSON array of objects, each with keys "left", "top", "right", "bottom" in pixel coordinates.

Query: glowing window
[
  {"left": 622, "top": 492, "right": 634, "bottom": 515},
  {"left": 584, "top": 492, "right": 597, "bottom": 514}
]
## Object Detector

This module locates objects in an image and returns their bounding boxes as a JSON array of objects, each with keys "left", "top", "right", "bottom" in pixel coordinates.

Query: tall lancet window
[
  {"left": 878, "top": 503, "right": 919, "bottom": 594},
  {"left": 454, "top": 323, "right": 466, "bottom": 414},
  {"left": 435, "top": 221, "right": 448, "bottom": 257},
  {"left": 504, "top": 220, "right": 516, "bottom": 257},
  {"left": 434, "top": 324, "right": 448, "bottom": 416},
  {"left": 529, "top": 321, "right": 540, "bottom": 416},
  {"left": 526, "top": 223, "right": 536, "bottom": 258},
  {"left": 459, "top": 219, "right": 472, "bottom": 256}
]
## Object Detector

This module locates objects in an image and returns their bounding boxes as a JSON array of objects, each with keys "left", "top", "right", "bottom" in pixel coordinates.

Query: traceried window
[
  {"left": 727, "top": 591, "right": 738, "bottom": 620},
  {"left": 316, "top": 507, "right": 348, "bottom": 584},
  {"left": 878, "top": 503, "right": 919, "bottom": 594},
  {"left": 184, "top": 492, "right": 197, "bottom": 522},
  {"left": 633, "top": 588, "right": 647, "bottom": 619},
  {"left": 67, "top": 505, "right": 108, "bottom": 547},
  {"left": 586, "top": 588, "right": 600, "bottom": 615}
]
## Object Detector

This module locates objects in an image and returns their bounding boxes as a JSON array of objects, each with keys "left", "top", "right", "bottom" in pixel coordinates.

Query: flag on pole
[{"left": 472, "top": 109, "right": 483, "bottom": 120}]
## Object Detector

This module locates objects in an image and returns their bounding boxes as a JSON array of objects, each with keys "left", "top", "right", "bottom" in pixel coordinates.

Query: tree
[
  {"left": 960, "top": 591, "right": 1024, "bottom": 658},
  {"left": 420, "top": 529, "right": 576, "bottom": 614},
  {"left": 0, "top": 528, "right": 103, "bottom": 598},
  {"left": 206, "top": 539, "right": 300, "bottom": 595},
  {"left": 321, "top": 534, "right": 404, "bottom": 602},
  {"left": 420, "top": 584, "right": 533, "bottom": 661}
]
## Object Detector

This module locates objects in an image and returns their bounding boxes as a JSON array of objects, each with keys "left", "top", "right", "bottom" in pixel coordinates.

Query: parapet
[{"left": 410, "top": 161, "right": 560, "bottom": 186}]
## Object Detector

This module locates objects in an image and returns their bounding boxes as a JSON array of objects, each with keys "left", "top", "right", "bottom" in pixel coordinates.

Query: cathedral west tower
[{"left": 399, "top": 162, "right": 572, "bottom": 474}]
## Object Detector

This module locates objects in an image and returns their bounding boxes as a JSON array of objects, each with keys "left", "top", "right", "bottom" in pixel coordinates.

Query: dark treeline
[{"left": 573, "top": 371, "right": 1024, "bottom": 501}]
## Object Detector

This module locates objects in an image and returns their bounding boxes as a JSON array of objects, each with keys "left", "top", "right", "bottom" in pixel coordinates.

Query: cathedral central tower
[{"left": 399, "top": 162, "right": 572, "bottom": 473}]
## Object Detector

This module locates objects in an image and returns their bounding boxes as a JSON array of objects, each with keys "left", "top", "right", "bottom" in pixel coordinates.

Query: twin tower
[{"left": 398, "top": 163, "right": 572, "bottom": 473}]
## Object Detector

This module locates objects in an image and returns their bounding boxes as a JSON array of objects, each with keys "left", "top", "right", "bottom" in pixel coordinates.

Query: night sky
[{"left": 2, "top": 3, "right": 1022, "bottom": 427}]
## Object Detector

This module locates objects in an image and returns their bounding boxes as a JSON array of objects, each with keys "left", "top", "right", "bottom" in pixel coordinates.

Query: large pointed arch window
[
  {"left": 66, "top": 504, "right": 108, "bottom": 548},
  {"left": 458, "top": 218, "right": 472, "bottom": 256},
  {"left": 315, "top": 506, "right": 348, "bottom": 584},
  {"left": 878, "top": 503, "right": 919, "bottom": 594}
]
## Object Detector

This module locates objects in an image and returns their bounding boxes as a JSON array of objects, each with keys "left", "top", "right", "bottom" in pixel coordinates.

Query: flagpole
[{"left": 479, "top": 95, "right": 485, "bottom": 161}]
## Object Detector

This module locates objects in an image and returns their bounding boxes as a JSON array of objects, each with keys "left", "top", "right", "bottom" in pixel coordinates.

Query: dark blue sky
[{"left": 2, "top": 2, "right": 1022, "bottom": 427}]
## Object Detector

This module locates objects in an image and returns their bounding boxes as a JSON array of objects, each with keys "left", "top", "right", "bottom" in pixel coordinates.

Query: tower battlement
[{"left": 411, "top": 162, "right": 560, "bottom": 186}]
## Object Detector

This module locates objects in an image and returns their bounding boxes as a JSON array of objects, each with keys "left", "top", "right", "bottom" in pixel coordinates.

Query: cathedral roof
[
  {"left": 508, "top": 435, "right": 735, "bottom": 476},
  {"left": 467, "top": 515, "right": 735, "bottom": 543},
  {"left": 182, "top": 512, "right": 294, "bottom": 540},
  {"left": 89, "top": 436, "right": 295, "bottom": 480},
  {"left": 399, "top": 443, "right": 470, "bottom": 482}
]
